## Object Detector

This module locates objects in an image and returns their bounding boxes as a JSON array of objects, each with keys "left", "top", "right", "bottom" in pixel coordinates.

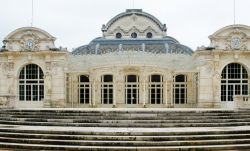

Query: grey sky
[{"left": 0, "top": 0, "right": 250, "bottom": 51}]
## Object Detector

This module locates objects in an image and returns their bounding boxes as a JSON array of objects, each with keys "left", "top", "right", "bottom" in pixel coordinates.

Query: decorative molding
[
  {"left": 18, "top": 30, "right": 40, "bottom": 51},
  {"left": 2, "top": 62, "right": 14, "bottom": 76},
  {"left": 45, "top": 62, "right": 51, "bottom": 71},
  {"left": 225, "top": 28, "right": 248, "bottom": 50},
  {"left": 123, "top": 67, "right": 140, "bottom": 73},
  {"left": 109, "top": 25, "right": 158, "bottom": 35}
]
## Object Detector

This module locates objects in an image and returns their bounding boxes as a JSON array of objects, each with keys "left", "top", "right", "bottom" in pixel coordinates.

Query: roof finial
[
  {"left": 31, "top": 0, "right": 34, "bottom": 27},
  {"left": 233, "top": 0, "right": 236, "bottom": 25}
]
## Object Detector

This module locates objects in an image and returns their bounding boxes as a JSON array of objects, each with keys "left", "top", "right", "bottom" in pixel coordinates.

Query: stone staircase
[{"left": 0, "top": 108, "right": 250, "bottom": 150}]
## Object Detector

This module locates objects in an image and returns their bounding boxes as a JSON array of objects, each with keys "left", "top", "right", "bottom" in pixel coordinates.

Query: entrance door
[
  {"left": 125, "top": 75, "right": 139, "bottom": 104},
  {"left": 221, "top": 63, "right": 248, "bottom": 108},
  {"left": 18, "top": 64, "right": 44, "bottom": 108}
]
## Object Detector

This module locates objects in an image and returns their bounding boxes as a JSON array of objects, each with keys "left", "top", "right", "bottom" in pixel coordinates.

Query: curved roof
[
  {"left": 4, "top": 26, "right": 56, "bottom": 41},
  {"left": 102, "top": 9, "right": 167, "bottom": 32},
  {"left": 210, "top": 24, "right": 250, "bottom": 38},
  {"left": 72, "top": 36, "right": 193, "bottom": 56}
]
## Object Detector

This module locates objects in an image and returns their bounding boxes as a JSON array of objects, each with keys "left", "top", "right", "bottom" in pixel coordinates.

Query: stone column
[
  {"left": 6, "top": 61, "right": 15, "bottom": 108},
  {"left": 73, "top": 74, "right": 78, "bottom": 107},
  {"left": 43, "top": 71, "right": 52, "bottom": 108},
  {"left": 69, "top": 74, "right": 74, "bottom": 108},
  {"left": 113, "top": 80, "right": 116, "bottom": 107},
  {"left": 91, "top": 81, "right": 95, "bottom": 107},
  {"left": 167, "top": 72, "right": 173, "bottom": 108},
  {"left": 143, "top": 79, "right": 146, "bottom": 107},
  {"left": 165, "top": 79, "right": 168, "bottom": 106},
  {"left": 116, "top": 78, "right": 124, "bottom": 107},
  {"left": 213, "top": 60, "right": 221, "bottom": 108},
  {"left": 113, "top": 67, "right": 119, "bottom": 108}
]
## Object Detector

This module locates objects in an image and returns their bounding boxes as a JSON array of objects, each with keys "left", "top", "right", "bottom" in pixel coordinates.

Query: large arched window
[
  {"left": 125, "top": 75, "right": 139, "bottom": 104},
  {"left": 221, "top": 63, "right": 248, "bottom": 101},
  {"left": 79, "top": 75, "right": 90, "bottom": 104},
  {"left": 101, "top": 75, "right": 113, "bottom": 104},
  {"left": 149, "top": 74, "right": 163, "bottom": 104},
  {"left": 19, "top": 64, "right": 44, "bottom": 101},
  {"left": 173, "top": 74, "right": 187, "bottom": 104}
]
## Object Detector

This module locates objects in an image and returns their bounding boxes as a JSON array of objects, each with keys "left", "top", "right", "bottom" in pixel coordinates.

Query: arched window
[
  {"left": 173, "top": 74, "right": 187, "bottom": 104},
  {"left": 79, "top": 75, "right": 90, "bottom": 104},
  {"left": 149, "top": 74, "right": 163, "bottom": 104},
  {"left": 19, "top": 64, "right": 44, "bottom": 101},
  {"left": 101, "top": 75, "right": 113, "bottom": 104},
  {"left": 221, "top": 63, "right": 248, "bottom": 101},
  {"left": 125, "top": 75, "right": 139, "bottom": 104}
]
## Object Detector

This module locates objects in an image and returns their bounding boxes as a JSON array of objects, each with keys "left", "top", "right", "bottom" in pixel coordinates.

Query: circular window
[
  {"left": 131, "top": 32, "right": 137, "bottom": 38},
  {"left": 116, "top": 33, "right": 122, "bottom": 39},
  {"left": 146, "top": 32, "right": 153, "bottom": 38}
]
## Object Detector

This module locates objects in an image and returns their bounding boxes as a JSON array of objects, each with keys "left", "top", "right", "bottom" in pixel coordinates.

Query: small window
[
  {"left": 146, "top": 32, "right": 153, "bottom": 38},
  {"left": 131, "top": 32, "right": 137, "bottom": 38},
  {"left": 116, "top": 33, "right": 122, "bottom": 39}
]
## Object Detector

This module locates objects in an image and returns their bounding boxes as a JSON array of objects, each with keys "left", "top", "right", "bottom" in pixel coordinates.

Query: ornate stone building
[{"left": 0, "top": 9, "right": 250, "bottom": 108}]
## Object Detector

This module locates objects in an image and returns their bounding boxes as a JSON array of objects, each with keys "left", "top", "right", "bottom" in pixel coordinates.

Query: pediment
[
  {"left": 209, "top": 24, "right": 250, "bottom": 50},
  {"left": 3, "top": 27, "right": 56, "bottom": 51}
]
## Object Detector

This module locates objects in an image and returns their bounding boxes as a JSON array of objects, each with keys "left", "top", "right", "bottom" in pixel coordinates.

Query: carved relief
[
  {"left": 123, "top": 67, "right": 140, "bottom": 73},
  {"left": 213, "top": 71, "right": 221, "bottom": 79},
  {"left": 225, "top": 28, "right": 247, "bottom": 50},
  {"left": 45, "top": 71, "right": 52, "bottom": 95},
  {"left": 19, "top": 30, "right": 41, "bottom": 51},
  {"left": 109, "top": 26, "right": 158, "bottom": 35},
  {"left": 0, "top": 97, "right": 8, "bottom": 106},
  {"left": 1, "top": 62, "right": 15, "bottom": 95},
  {"left": 2, "top": 62, "right": 14, "bottom": 77},
  {"left": 51, "top": 62, "right": 58, "bottom": 75},
  {"left": 45, "top": 62, "right": 51, "bottom": 71}
]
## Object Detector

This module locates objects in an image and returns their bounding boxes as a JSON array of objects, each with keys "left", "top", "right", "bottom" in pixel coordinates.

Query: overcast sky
[{"left": 1, "top": 0, "right": 250, "bottom": 51}]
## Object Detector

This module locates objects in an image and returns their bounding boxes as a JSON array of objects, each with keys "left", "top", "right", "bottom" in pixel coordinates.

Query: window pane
[
  {"left": 103, "top": 75, "right": 113, "bottom": 82},
  {"left": 175, "top": 75, "right": 186, "bottom": 82},
  {"left": 151, "top": 75, "right": 161, "bottom": 82},
  {"left": 127, "top": 75, "right": 138, "bottom": 82},
  {"left": 79, "top": 75, "right": 89, "bottom": 82}
]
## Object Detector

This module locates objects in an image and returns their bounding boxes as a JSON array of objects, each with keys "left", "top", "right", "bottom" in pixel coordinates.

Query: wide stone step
[
  {"left": 1, "top": 132, "right": 250, "bottom": 141},
  {"left": 4, "top": 114, "right": 250, "bottom": 121},
  {"left": 1, "top": 110, "right": 246, "bottom": 115},
  {"left": 0, "top": 142, "right": 250, "bottom": 151},
  {"left": 1, "top": 120, "right": 250, "bottom": 127},
  {"left": 1, "top": 109, "right": 250, "bottom": 150},
  {"left": 2, "top": 117, "right": 250, "bottom": 124},
  {"left": 1, "top": 112, "right": 248, "bottom": 117},
  {"left": 1, "top": 127, "right": 250, "bottom": 136},
  {"left": 1, "top": 136, "right": 250, "bottom": 146}
]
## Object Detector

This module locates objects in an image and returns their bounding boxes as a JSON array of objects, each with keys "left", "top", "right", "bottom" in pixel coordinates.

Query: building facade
[{"left": 1, "top": 9, "right": 250, "bottom": 108}]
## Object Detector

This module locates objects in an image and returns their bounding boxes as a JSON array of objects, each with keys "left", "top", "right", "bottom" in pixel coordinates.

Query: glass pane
[
  {"left": 127, "top": 75, "right": 138, "bottom": 82},
  {"left": 151, "top": 75, "right": 161, "bottom": 82},
  {"left": 175, "top": 75, "right": 186, "bottom": 82},
  {"left": 79, "top": 75, "right": 89, "bottom": 82},
  {"left": 103, "top": 75, "right": 113, "bottom": 82}
]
